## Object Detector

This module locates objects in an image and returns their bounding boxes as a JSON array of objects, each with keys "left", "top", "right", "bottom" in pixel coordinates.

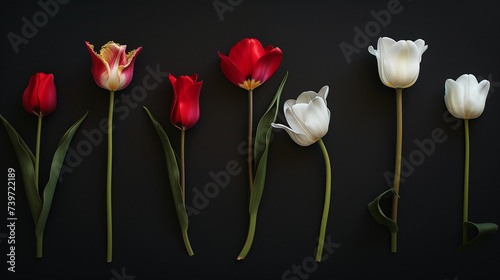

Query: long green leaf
[
  {"left": 367, "top": 188, "right": 399, "bottom": 233},
  {"left": 249, "top": 72, "right": 288, "bottom": 214},
  {"left": 143, "top": 107, "right": 192, "bottom": 253},
  {"left": 1, "top": 113, "right": 42, "bottom": 224},
  {"left": 458, "top": 221, "right": 498, "bottom": 252},
  {"left": 35, "top": 112, "right": 88, "bottom": 240}
]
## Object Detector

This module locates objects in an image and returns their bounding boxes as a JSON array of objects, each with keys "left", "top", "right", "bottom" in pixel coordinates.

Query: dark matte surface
[{"left": 1, "top": 0, "right": 499, "bottom": 279}]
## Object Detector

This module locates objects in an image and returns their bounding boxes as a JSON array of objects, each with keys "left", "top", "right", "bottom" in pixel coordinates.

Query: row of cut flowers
[{"left": 1, "top": 37, "right": 497, "bottom": 263}]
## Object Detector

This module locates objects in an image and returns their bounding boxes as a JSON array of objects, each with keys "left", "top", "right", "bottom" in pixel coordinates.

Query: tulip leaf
[
  {"left": 458, "top": 221, "right": 498, "bottom": 252},
  {"left": 367, "top": 188, "right": 399, "bottom": 234},
  {"left": 35, "top": 112, "right": 88, "bottom": 241},
  {"left": 249, "top": 72, "right": 288, "bottom": 214},
  {"left": 1, "top": 113, "right": 42, "bottom": 224},
  {"left": 143, "top": 107, "right": 192, "bottom": 254}
]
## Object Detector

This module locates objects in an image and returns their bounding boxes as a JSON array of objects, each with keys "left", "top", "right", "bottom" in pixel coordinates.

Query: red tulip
[
  {"left": 22, "top": 73, "right": 57, "bottom": 116},
  {"left": 85, "top": 41, "right": 142, "bottom": 91},
  {"left": 169, "top": 74, "right": 203, "bottom": 130},
  {"left": 219, "top": 38, "right": 282, "bottom": 90}
]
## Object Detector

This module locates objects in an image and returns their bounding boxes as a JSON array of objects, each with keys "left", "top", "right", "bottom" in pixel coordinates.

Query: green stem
[
  {"left": 106, "top": 90, "right": 115, "bottom": 263},
  {"left": 182, "top": 229, "right": 194, "bottom": 256},
  {"left": 181, "top": 129, "right": 186, "bottom": 205},
  {"left": 391, "top": 87, "right": 403, "bottom": 253},
  {"left": 462, "top": 119, "right": 470, "bottom": 244},
  {"left": 315, "top": 139, "right": 331, "bottom": 262},
  {"left": 35, "top": 115, "right": 42, "bottom": 193},
  {"left": 35, "top": 232, "right": 43, "bottom": 258},
  {"left": 248, "top": 89, "right": 254, "bottom": 192},
  {"left": 237, "top": 212, "right": 257, "bottom": 260}
]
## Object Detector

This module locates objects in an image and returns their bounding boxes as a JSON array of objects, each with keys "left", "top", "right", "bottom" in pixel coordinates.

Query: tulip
[
  {"left": 85, "top": 41, "right": 142, "bottom": 91},
  {"left": 22, "top": 73, "right": 58, "bottom": 209},
  {"left": 22, "top": 73, "right": 57, "bottom": 116},
  {"left": 444, "top": 74, "right": 496, "bottom": 249},
  {"left": 271, "top": 86, "right": 330, "bottom": 146},
  {"left": 444, "top": 74, "right": 490, "bottom": 119},
  {"left": 368, "top": 37, "right": 428, "bottom": 89},
  {"left": 367, "top": 37, "right": 428, "bottom": 253},
  {"left": 272, "top": 85, "right": 332, "bottom": 262},
  {"left": 1, "top": 73, "right": 87, "bottom": 259},
  {"left": 169, "top": 74, "right": 203, "bottom": 130},
  {"left": 219, "top": 38, "right": 282, "bottom": 194},
  {"left": 85, "top": 40, "right": 142, "bottom": 263},
  {"left": 219, "top": 38, "right": 282, "bottom": 90},
  {"left": 169, "top": 74, "right": 203, "bottom": 248}
]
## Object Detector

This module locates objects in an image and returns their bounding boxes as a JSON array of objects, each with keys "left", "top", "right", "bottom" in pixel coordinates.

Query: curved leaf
[
  {"left": 1, "top": 113, "right": 41, "bottom": 224},
  {"left": 35, "top": 112, "right": 88, "bottom": 240},
  {"left": 367, "top": 188, "right": 399, "bottom": 233},
  {"left": 249, "top": 72, "right": 288, "bottom": 214},
  {"left": 143, "top": 107, "right": 193, "bottom": 255},
  {"left": 458, "top": 221, "right": 498, "bottom": 252}
]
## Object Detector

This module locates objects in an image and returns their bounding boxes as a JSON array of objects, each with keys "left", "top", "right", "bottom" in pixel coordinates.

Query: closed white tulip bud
[
  {"left": 368, "top": 37, "right": 428, "bottom": 89},
  {"left": 444, "top": 74, "right": 490, "bottom": 119}
]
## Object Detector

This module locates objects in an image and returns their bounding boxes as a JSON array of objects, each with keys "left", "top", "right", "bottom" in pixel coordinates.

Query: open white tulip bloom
[
  {"left": 444, "top": 74, "right": 490, "bottom": 119},
  {"left": 368, "top": 37, "right": 428, "bottom": 88},
  {"left": 271, "top": 86, "right": 330, "bottom": 146}
]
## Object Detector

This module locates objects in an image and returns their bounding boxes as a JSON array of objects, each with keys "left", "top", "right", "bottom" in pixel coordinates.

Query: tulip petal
[
  {"left": 219, "top": 52, "right": 246, "bottom": 89},
  {"left": 251, "top": 47, "right": 282, "bottom": 88},
  {"left": 445, "top": 78, "right": 465, "bottom": 119},
  {"left": 37, "top": 74, "right": 57, "bottom": 116},
  {"left": 22, "top": 75, "right": 37, "bottom": 115},
  {"left": 460, "top": 74, "right": 480, "bottom": 119},
  {"left": 100, "top": 42, "right": 128, "bottom": 70},
  {"left": 228, "top": 38, "right": 266, "bottom": 78},
  {"left": 115, "top": 46, "right": 142, "bottom": 91},
  {"left": 85, "top": 42, "right": 110, "bottom": 90},
  {"left": 296, "top": 86, "right": 329, "bottom": 105},
  {"left": 467, "top": 79, "right": 489, "bottom": 119},
  {"left": 271, "top": 123, "right": 316, "bottom": 146}
]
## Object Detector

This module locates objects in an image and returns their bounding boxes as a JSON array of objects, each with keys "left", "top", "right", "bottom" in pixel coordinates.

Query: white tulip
[
  {"left": 271, "top": 86, "right": 330, "bottom": 146},
  {"left": 368, "top": 37, "right": 428, "bottom": 88},
  {"left": 444, "top": 74, "right": 490, "bottom": 119}
]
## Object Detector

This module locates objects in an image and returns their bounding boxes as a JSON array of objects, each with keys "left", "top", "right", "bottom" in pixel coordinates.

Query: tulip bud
[
  {"left": 368, "top": 37, "right": 428, "bottom": 89},
  {"left": 169, "top": 74, "right": 203, "bottom": 130},
  {"left": 444, "top": 74, "right": 490, "bottom": 119},
  {"left": 272, "top": 86, "right": 330, "bottom": 146},
  {"left": 85, "top": 41, "right": 142, "bottom": 91},
  {"left": 219, "top": 38, "right": 282, "bottom": 91},
  {"left": 22, "top": 73, "right": 57, "bottom": 116}
]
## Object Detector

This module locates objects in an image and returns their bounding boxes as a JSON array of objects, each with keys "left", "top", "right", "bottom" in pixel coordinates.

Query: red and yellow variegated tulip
[{"left": 85, "top": 41, "right": 142, "bottom": 91}]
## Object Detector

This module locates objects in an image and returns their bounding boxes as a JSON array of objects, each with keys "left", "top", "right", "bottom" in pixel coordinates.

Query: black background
[{"left": 1, "top": 0, "right": 499, "bottom": 279}]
